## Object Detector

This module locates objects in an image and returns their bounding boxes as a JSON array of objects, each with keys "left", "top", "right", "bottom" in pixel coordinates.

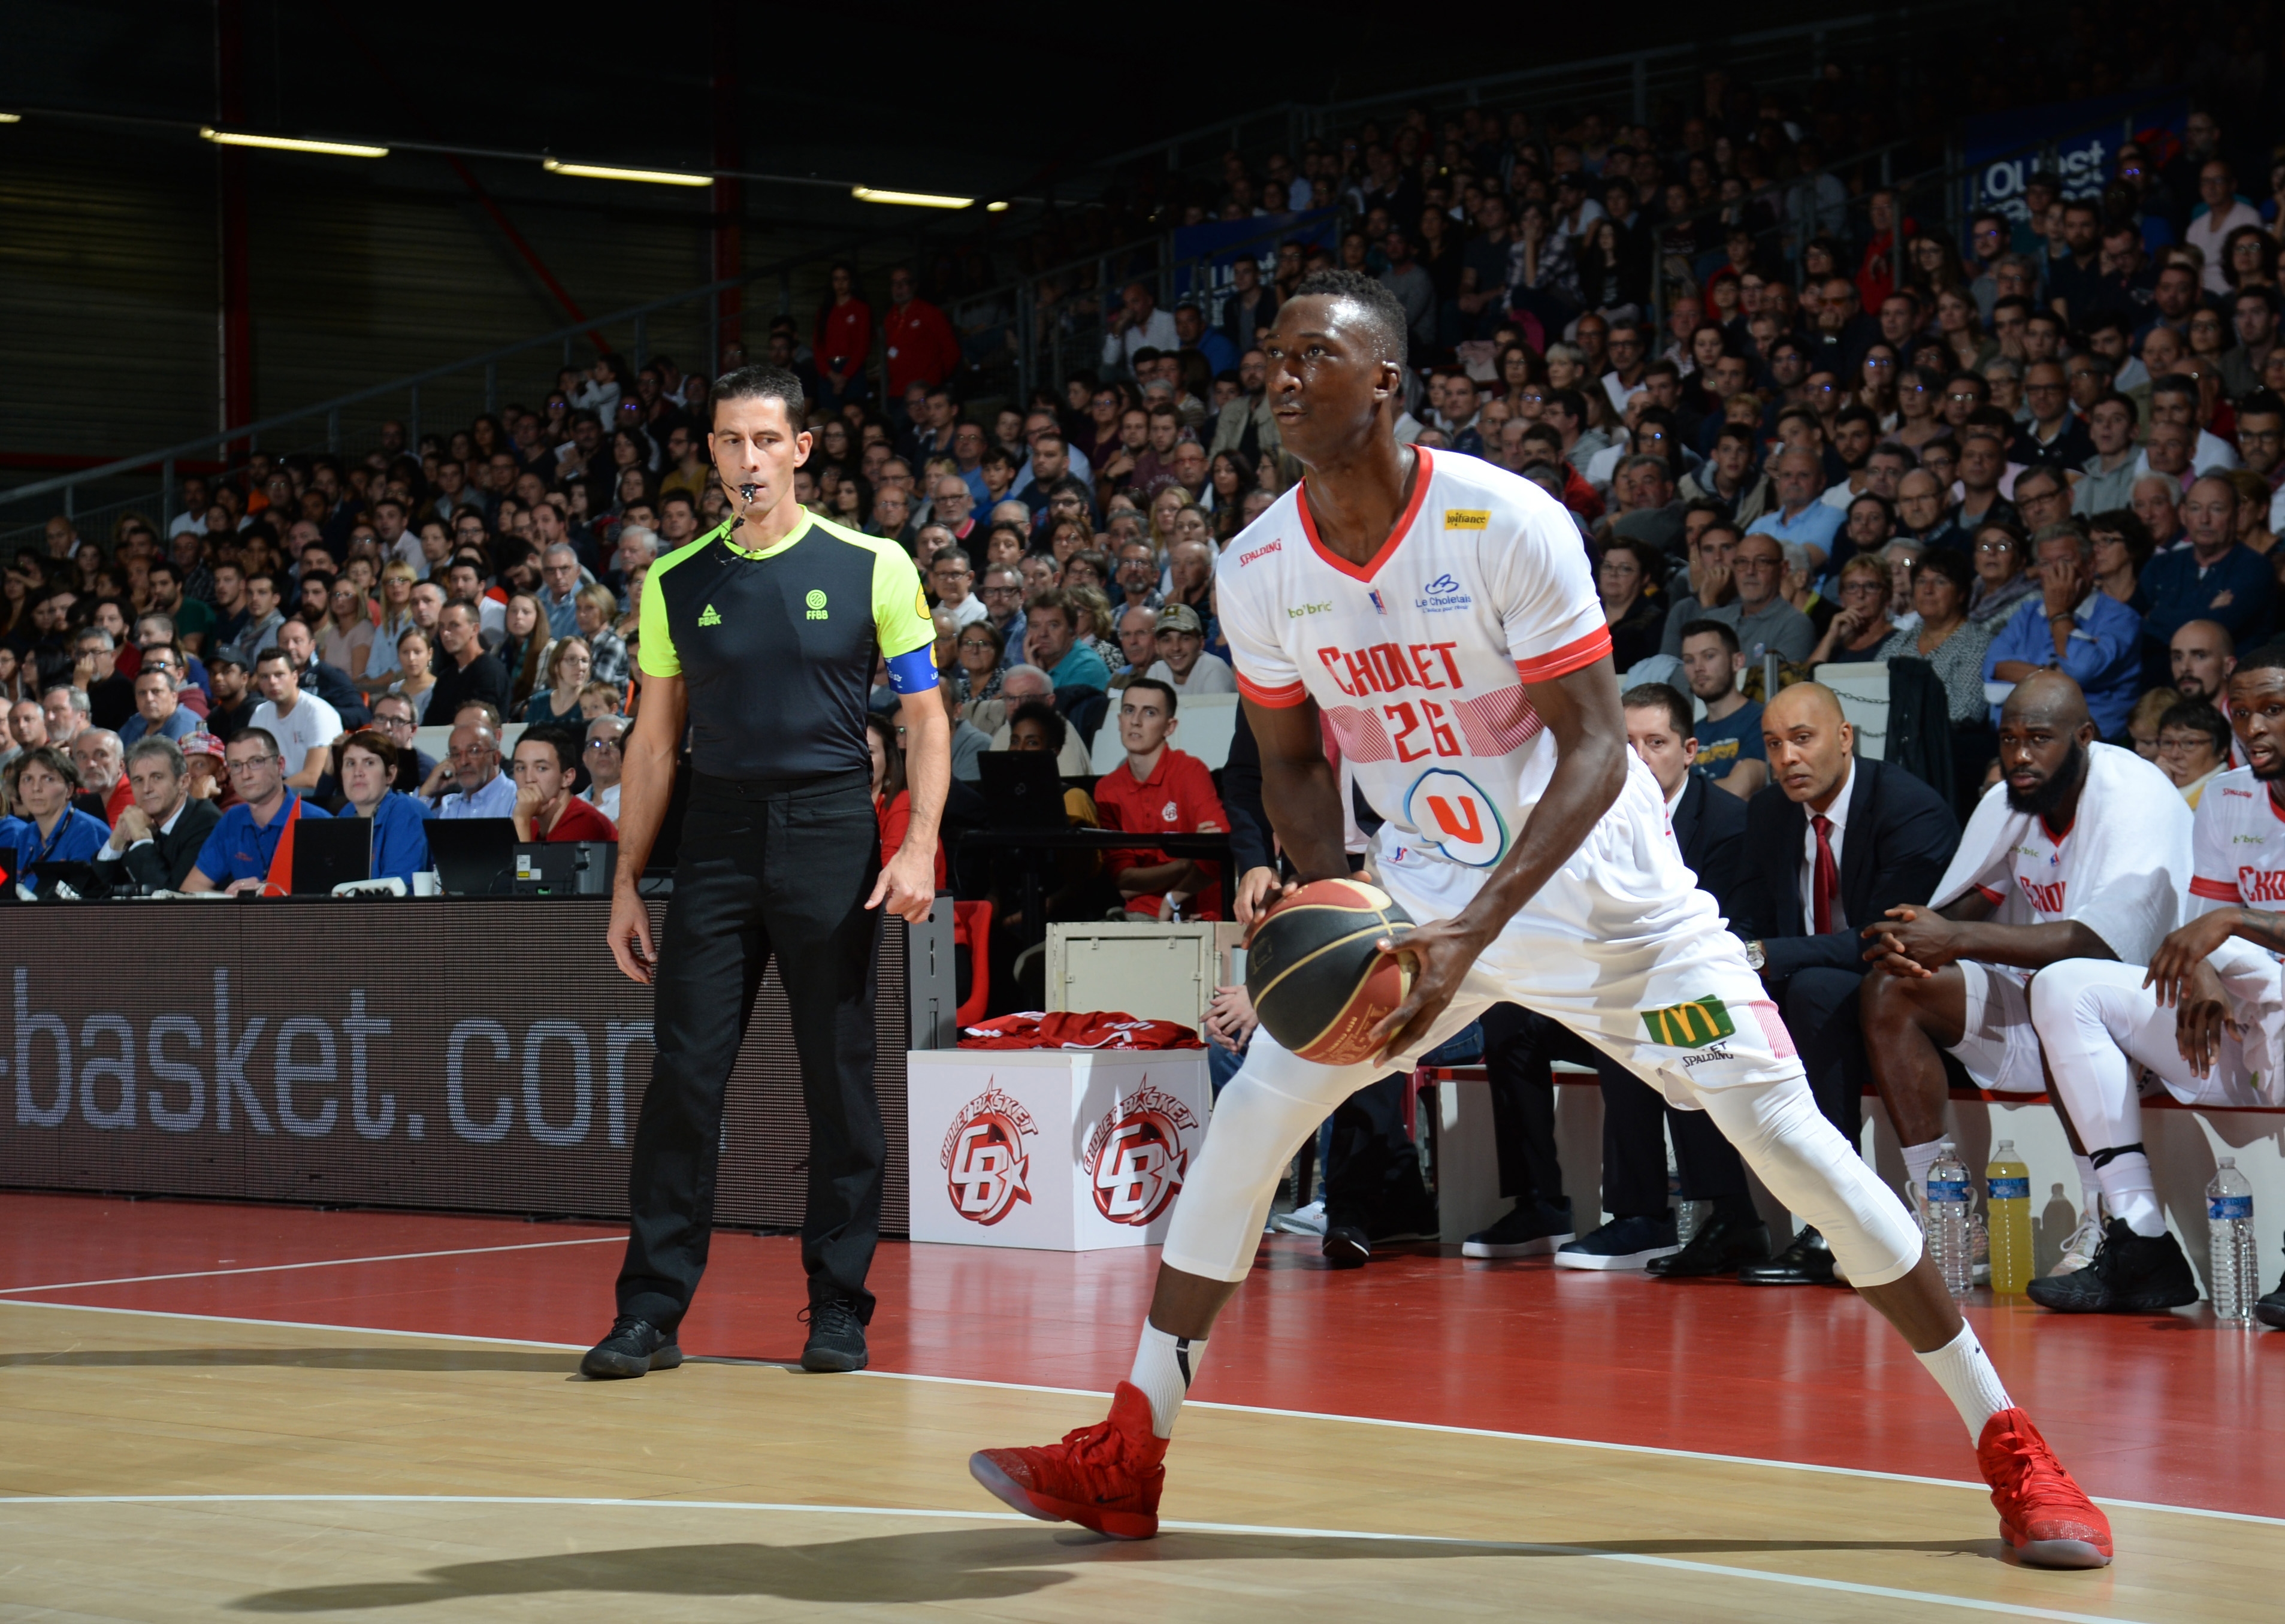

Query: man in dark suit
[
  {"left": 1730, "top": 681, "right": 1960, "bottom": 1283},
  {"left": 93, "top": 736, "right": 222, "bottom": 893}
]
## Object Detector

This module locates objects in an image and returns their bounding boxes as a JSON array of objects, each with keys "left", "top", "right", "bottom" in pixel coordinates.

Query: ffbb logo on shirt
[{"left": 805, "top": 589, "right": 829, "bottom": 622}]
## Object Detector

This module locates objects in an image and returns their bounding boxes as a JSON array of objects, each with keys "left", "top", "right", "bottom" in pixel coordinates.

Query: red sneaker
[
  {"left": 969, "top": 1381, "right": 1168, "bottom": 1540},
  {"left": 1976, "top": 1407, "right": 2113, "bottom": 1568}
]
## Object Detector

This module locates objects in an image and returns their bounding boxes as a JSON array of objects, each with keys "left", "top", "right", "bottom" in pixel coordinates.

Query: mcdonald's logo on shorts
[{"left": 1640, "top": 996, "right": 1736, "bottom": 1049}]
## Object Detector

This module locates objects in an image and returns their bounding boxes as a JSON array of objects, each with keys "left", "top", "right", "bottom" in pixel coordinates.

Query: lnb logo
[
  {"left": 941, "top": 1085, "right": 1037, "bottom": 1224},
  {"left": 1083, "top": 1081, "right": 1199, "bottom": 1226}
]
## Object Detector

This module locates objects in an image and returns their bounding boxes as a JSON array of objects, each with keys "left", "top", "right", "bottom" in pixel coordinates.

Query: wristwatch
[{"left": 1742, "top": 938, "right": 1767, "bottom": 972}]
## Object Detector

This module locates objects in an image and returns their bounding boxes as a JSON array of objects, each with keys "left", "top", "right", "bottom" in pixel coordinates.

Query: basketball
[{"left": 1244, "top": 879, "right": 1416, "bottom": 1065}]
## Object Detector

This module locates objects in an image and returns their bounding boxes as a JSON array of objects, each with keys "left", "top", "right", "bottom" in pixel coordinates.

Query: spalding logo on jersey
[
  {"left": 1084, "top": 1081, "right": 1199, "bottom": 1226},
  {"left": 941, "top": 1085, "right": 1036, "bottom": 1225},
  {"left": 1405, "top": 769, "right": 1506, "bottom": 866}
]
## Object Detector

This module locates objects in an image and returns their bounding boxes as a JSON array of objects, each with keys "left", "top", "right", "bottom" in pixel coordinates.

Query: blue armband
[{"left": 884, "top": 645, "right": 938, "bottom": 695}]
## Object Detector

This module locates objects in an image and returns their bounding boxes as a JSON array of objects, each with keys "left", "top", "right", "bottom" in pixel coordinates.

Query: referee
[{"left": 585, "top": 363, "right": 948, "bottom": 1378}]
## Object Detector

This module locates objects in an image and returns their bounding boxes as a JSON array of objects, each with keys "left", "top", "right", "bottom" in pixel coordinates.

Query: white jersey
[
  {"left": 1215, "top": 447, "right": 1609, "bottom": 869},
  {"left": 1931, "top": 743, "right": 2191, "bottom": 977},
  {"left": 2189, "top": 766, "right": 2285, "bottom": 915}
]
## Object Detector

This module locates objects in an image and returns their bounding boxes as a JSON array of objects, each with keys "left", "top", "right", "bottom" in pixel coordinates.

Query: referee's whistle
[{"left": 739, "top": 483, "right": 760, "bottom": 500}]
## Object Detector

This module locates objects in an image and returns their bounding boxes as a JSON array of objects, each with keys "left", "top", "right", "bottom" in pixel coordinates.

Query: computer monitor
[
  {"left": 291, "top": 816, "right": 371, "bottom": 896},
  {"left": 425, "top": 818, "right": 518, "bottom": 897},
  {"left": 977, "top": 751, "right": 1070, "bottom": 830}
]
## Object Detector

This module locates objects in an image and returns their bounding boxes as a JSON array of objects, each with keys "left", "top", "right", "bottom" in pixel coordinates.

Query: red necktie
[{"left": 1811, "top": 813, "right": 1837, "bottom": 935}]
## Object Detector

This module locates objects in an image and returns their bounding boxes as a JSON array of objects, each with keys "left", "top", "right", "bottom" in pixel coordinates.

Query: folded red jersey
[{"left": 959, "top": 1012, "right": 1204, "bottom": 1051}]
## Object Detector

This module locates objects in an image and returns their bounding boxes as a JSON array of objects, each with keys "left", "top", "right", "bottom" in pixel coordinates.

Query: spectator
[
  {"left": 954, "top": 619, "right": 1007, "bottom": 725},
  {"left": 120, "top": 667, "right": 198, "bottom": 745},
  {"left": 1144, "top": 603, "right": 1236, "bottom": 695},
  {"left": 2123, "top": 686, "right": 2178, "bottom": 760},
  {"left": 275, "top": 617, "right": 367, "bottom": 724},
  {"left": 2075, "top": 395, "right": 2144, "bottom": 520},
  {"left": 509, "top": 728, "right": 618, "bottom": 843},
  {"left": 880, "top": 265, "right": 961, "bottom": 401},
  {"left": 427, "top": 603, "right": 512, "bottom": 721},
  {"left": 143, "top": 560, "right": 211, "bottom": 655},
  {"left": 41, "top": 684, "right": 88, "bottom": 749},
  {"left": 1730, "top": 681, "right": 1959, "bottom": 1283},
  {"left": 572, "top": 584, "right": 628, "bottom": 687},
  {"left": 2144, "top": 474, "right": 2275, "bottom": 660},
  {"left": 984, "top": 664, "right": 1092, "bottom": 774},
  {"left": 519, "top": 637, "right": 592, "bottom": 730},
  {"left": 938, "top": 675, "right": 990, "bottom": 782},
  {"left": 1965, "top": 519, "right": 2038, "bottom": 626},
  {"left": 539, "top": 544, "right": 584, "bottom": 636},
  {"left": 68, "top": 728, "right": 130, "bottom": 824},
  {"left": 1597, "top": 537, "right": 1666, "bottom": 673},
  {"left": 812, "top": 262, "right": 873, "bottom": 410},
  {"left": 365, "top": 690, "right": 436, "bottom": 794},
  {"left": 1093, "top": 679, "right": 1225, "bottom": 921},
  {"left": 1678, "top": 620, "right": 1765, "bottom": 798},
  {"left": 581, "top": 714, "right": 627, "bottom": 819},
  {"left": 1805, "top": 554, "right": 1897, "bottom": 666},
  {"left": 1745, "top": 446, "right": 1844, "bottom": 565},
  {"left": 183, "top": 727, "right": 333, "bottom": 894},
  {"left": 1023, "top": 588, "right": 1110, "bottom": 692},
  {"left": 928, "top": 548, "right": 987, "bottom": 629},
  {"left": 1982, "top": 524, "right": 2141, "bottom": 736},
  {"left": 0, "top": 746, "right": 108, "bottom": 890},
  {"left": 2186, "top": 159, "right": 2263, "bottom": 294},
  {"left": 319, "top": 576, "right": 375, "bottom": 683},
  {"left": 334, "top": 728, "right": 432, "bottom": 885},
  {"left": 220, "top": 571, "right": 285, "bottom": 667},
  {"left": 246, "top": 649, "right": 343, "bottom": 791},
  {"left": 2154, "top": 698, "right": 2230, "bottom": 805},
  {"left": 2087, "top": 510, "right": 2156, "bottom": 615},
  {"left": 94, "top": 737, "right": 220, "bottom": 893},
  {"left": 1102, "top": 281, "right": 1180, "bottom": 375},
  {"left": 1706, "top": 531, "right": 1815, "bottom": 665},
  {"left": 74, "top": 628, "right": 135, "bottom": 732},
  {"left": 203, "top": 652, "right": 258, "bottom": 741},
  {"left": 429, "top": 722, "right": 515, "bottom": 818},
  {"left": 1876, "top": 546, "right": 1996, "bottom": 746}
]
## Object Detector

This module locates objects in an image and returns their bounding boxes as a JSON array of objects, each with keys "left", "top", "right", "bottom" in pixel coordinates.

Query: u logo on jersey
[{"left": 1404, "top": 769, "right": 1505, "bottom": 866}]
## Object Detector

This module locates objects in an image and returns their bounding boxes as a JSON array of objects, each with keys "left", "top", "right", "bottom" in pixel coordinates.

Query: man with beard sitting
[{"left": 1855, "top": 673, "right": 2194, "bottom": 1250}]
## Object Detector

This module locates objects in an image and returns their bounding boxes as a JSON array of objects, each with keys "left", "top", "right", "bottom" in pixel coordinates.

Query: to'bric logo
[
  {"left": 942, "top": 1084, "right": 1036, "bottom": 1225},
  {"left": 1084, "top": 1081, "right": 1199, "bottom": 1226}
]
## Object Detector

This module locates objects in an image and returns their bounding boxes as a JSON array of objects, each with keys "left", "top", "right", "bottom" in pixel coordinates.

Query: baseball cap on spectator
[
  {"left": 181, "top": 731, "right": 225, "bottom": 761},
  {"left": 1157, "top": 604, "right": 1205, "bottom": 637}
]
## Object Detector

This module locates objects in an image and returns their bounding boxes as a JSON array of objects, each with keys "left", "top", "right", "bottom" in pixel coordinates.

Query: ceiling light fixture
[
  {"left": 0, "top": 113, "right": 21, "bottom": 125},
  {"left": 851, "top": 185, "right": 974, "bottom": 209},
  {"left": 986, "top": 200, "right": 1009, "bottom": 213},
  {"left": 543, "top": 157, "right": 712, "bottom": 187},
  {"left": 200, "top": 126, "right": 387, "bottom": 158}
]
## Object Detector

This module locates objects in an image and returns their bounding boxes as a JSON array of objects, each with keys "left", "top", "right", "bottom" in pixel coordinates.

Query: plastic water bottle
[
  {"left": 1987, "top": 1141, "right": 2035, "bottom": 1295},
  {"left": 1926, "top": 1142, "right": 1974, "bottom": 1297},
  {"left": 2208, "top": 1159, "right": 2258, "bottom": 1325}
]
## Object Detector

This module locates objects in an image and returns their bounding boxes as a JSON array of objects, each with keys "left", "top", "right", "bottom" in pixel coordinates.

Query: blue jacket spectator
[
  {"left": 2140, "top": 536, "right": 2277, "bottom": 654},
  {"left": 1981, "top": 545, "right": 2144, "bottom": 735},
  {"left": 364, "top": 790, "right": 434, "bottom": 885},
  {"left": 0, "top": 745, "right": 111, "bottom": 891}
]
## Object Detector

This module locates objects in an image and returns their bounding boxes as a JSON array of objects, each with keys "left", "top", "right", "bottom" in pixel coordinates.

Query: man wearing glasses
[
  {"left": 182, "top": 728, "right": 331, "bottom": 895},
  {"left": 977, "top": 563, "right": 1026, "bottom": 655},
  {"left": 2014, "top": 363, "right": 2093, "bottom": 469},
  {"left": 581, "top": 715, "right": 627, "bottom": 821},
  {"left": 365, "top": 692, "right": 434, "bottom": 796},
  {"left": 926, "top": 548, "right": 986, "bottom": 629}
]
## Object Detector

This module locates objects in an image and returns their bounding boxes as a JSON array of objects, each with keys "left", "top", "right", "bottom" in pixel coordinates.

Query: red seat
[{"left": 951, "top": 900, "right": 993, "bottom": 1029}]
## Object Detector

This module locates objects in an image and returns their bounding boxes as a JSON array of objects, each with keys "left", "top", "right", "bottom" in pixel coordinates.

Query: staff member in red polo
[
  {"left": 590, "top": 363, "right": 948, "bottom": 1381},
  {"left": 1094, "top": 677, "right": 1226, "bottom": 920}
]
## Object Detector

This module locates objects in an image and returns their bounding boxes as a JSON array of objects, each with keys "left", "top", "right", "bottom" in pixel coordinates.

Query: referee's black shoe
[
  {"left": 800, "top": 1298, "right": 869, "bottom": 1372},
  {"left": 581, "top": 1316, "right": 683, "bottom": 1379}
]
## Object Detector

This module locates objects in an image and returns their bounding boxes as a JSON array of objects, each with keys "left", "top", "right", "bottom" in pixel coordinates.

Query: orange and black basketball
[{"left": 1244, "top": 879, "right": 1416, "bottom": 1065}]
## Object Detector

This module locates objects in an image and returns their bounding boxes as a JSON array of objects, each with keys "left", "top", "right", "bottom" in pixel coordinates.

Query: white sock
[
  {"left": 2094, "top": 1151, "right": 2164, "bottom": 1238},
  {"left": 1914, "top": 1321, "right": 2015, "bottom": 1442},
  {"left": 2073, "top": 1154, "right": 2103, "bottom": 1224},
  {"left": 1900, "top": 1139, "right": 1942, "bottom": 1200},
  {"left": 1129, "top": 1322, "right": 1205, "bottom": 1439}
]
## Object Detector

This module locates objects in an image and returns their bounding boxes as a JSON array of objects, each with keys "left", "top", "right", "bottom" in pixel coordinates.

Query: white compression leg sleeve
[
  {"left": 1158, "top": 1036, "right": 1377, "bottom": 1283},
  {"left": 1698, "top": 1073, "right": 1924, "bottom": 1287},
  {"left": 2028, "top": 961, "right": 2196, "bottom": 1238}
]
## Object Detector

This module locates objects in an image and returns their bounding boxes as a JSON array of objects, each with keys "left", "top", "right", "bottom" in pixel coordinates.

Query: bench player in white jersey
[
  {"left": 966, "top": 271, "right": 2114, "bottom": 1568},
  {"left": 2025, "top": 649, "right": 2285, "bottom": 1321},
  {"left": 1855, "top": 673, "right": 2193, "bottom": 1270}
]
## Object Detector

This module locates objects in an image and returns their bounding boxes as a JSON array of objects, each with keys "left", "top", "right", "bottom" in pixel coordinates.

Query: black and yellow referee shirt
[{"left": 639, "top": 510, "right": 936, "bottom": 781}]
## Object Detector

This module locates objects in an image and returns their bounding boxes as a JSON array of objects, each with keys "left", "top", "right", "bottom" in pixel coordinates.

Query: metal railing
[{"left": 0, "top": 235, "right": 906, "bottom": 549}]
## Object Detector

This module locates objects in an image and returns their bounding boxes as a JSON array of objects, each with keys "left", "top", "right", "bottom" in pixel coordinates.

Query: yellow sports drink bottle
[{"left": 1987, "top": 1139, "right": 2034, "bottom": 1295}]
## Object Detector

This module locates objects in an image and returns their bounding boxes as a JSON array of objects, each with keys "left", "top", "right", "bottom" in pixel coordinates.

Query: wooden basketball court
[{"left": 2, "top": 1193, "right": 2279, "bottom": 1621}]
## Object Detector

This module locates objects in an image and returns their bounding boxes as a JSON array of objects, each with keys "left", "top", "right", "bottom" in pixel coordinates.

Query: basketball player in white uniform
[
  {"left": 1856, "top": 676, "right": 2193, "bottom": 1275},
  {"left": 2026, "top": 651, "right": 2285, "bottom": 1318},
  {"left": 967, "top": 271, "right": 2114, "bottom": 1568}
]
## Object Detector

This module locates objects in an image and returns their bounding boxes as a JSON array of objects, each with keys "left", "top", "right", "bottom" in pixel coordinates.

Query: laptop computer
[
  {"left": 977, "top": 751, "right": 1071, "bottom": 830},
  {"left": 291, "top": 816, "right": 371, "bottom": 895},
  {"left": 512, "top": 840, "right": 617, "bottom": 897},
  {"left": 425, "top": 818, "right": 519, "bottom": 897},
  {"left": 29, "top": 860, "right": 102, "bottom": 900}
]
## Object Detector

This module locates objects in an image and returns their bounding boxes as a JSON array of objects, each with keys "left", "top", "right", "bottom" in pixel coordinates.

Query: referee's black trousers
[{"left": 616, "top": 770, "right": 887, "bottom": 1329}]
